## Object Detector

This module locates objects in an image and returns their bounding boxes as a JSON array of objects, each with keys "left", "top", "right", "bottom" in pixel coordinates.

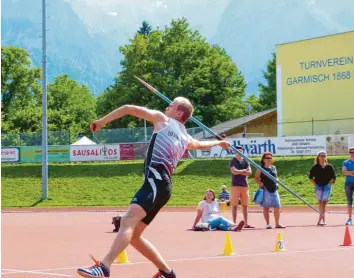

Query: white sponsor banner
[
  {"left": 349, "top": 135, "right": 354, "bottom": 149},
  {"left": 1, "top": 148, "right": 20, "bottom": 162},
  {"left": 196, "top": 136, "right": 327, "bottom": 158},
  {"left": 70, "top": 144, "right": 120, "bottom": 162}
]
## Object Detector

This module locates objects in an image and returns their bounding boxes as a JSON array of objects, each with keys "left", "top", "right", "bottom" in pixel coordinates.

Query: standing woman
[
  {"left": 254, "top": 152, "right": 285, "bottom": 229},
  {"left": 309, "top": 151, "right": 336, "bottom": 225}
]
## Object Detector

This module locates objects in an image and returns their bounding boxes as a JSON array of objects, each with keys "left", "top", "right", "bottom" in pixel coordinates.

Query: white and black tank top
[{"left": 144, "top": 117, "right": 189, "bottom": 178}]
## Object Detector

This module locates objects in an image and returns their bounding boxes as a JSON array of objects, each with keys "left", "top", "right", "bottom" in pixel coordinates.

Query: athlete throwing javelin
[{"left": 77, "top": 97, "right": 231, "bottom": 278}]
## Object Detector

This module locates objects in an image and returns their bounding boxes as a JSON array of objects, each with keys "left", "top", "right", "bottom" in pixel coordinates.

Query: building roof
[
  {"left": 276, "top": 30, "right": 354, "bottom": 46},
  {"left": 193, "top": 108, "right": 277, "bottom": 139}
]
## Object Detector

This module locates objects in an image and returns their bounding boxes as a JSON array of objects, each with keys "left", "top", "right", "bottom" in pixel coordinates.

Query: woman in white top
[{"left": 192, "top": 189, "right": 244, "bottom": 231}]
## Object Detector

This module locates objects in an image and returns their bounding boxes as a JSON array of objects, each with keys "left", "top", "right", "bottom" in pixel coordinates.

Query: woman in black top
[
  {"left": 309, "top": 151, "right": 336, "bottom": 225},
  {"left": 255, "top": 152, "right": 285, "bottom": 229}
]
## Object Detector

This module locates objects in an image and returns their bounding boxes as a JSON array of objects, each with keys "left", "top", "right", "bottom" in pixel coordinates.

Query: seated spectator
[
  {"left": 192, "top": 189, "right": 244, "bottom": 231},
  {"left": 219, "top": 185, "right": 231, "bottom": 206}
]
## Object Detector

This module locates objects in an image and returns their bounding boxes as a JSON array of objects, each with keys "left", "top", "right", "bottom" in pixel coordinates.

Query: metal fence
[
  {"left": 3, "top": 117, "right": 353, "bottom": 146},
  {"left": 279, "top": 118, "right": 354, "bottom": 136},
  {"left": 1, "top": 130, "right": 71, "bottom": 147},
  {"left": 1, "top": 127, "right": 209, "bottom": 146}
]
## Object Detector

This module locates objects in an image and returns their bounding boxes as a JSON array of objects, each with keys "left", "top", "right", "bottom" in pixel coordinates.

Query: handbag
[
  {"left": 193, "top": 223, "right": 211, "bottom": 231},
  {"left": 112, "top": 215, "right": 122, "bottom": 232},
  {"left": 252, "top": 188, "right": 264, "bottom": 204}
]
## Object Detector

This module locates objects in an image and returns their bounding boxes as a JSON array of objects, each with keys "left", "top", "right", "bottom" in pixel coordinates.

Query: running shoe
[
  {"left": 77, "top": 255, "right": 110, "bottom": 277},
  {"left": 152, "top": 269, "right": 177, "bottom": 278}
]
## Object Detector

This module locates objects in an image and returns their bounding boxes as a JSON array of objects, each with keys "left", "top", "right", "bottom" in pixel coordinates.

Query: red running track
[{"left": 2, "top": 208, "right": 354, "bottom": 277}]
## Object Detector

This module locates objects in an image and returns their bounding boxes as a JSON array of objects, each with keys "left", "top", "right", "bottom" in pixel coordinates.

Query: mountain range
[{"left": 2, "top": 0, "right": 354, "bottom": 96}]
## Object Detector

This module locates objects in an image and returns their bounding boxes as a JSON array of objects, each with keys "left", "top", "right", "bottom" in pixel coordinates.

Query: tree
[
  {"left": 1, "top": 45, "right": 98, "bottom": 146},
  {"left": 245, "top": 94, "right": 262, "bottom": 114},
  {"left": 98, "top": 17, "right": 247, "bottom": 128},
  {"left": 47, "top": 74, "right": 97, "bottom": 141},
  {"left": 1, "top": 46, "right": 42, "bottom": 132},
  {"left": 137, "top": 20, "right": 152, "bottom": 36},
  {"left": 258, "top": 52, "right": 276, "bottom": 110}
]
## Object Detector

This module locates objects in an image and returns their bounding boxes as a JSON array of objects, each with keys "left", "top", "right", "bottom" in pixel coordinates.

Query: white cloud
[
  {"left": 307, "top": 1, "right": 345, "bottom": 32},
  {"left": 156, "top": 0, "right": 167, "bottom": 8},
  {"left": 108, "top": 12, "right": 118, "bottom": 17}
]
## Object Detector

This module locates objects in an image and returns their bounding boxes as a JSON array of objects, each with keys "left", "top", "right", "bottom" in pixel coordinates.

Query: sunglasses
[
  {"left": 264, "top": 157, "right": 272, "bottom": 159},
  {"left": 319, "top": 155, "right": 326, "bottom": 157}
]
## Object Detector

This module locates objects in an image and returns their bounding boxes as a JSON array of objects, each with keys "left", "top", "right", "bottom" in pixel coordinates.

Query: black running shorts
[{"left": 130, "top": 166, "right": 172, "bottom": 225}]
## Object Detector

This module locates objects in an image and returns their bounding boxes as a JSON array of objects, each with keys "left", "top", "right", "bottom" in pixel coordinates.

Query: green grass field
[{"left": 1, "top": 156, "right": 350, "bottom": 208}]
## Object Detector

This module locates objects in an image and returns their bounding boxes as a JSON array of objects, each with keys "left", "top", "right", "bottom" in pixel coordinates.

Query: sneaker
[
  {"left": 266, "top": 224, "right": 272, "bottom": 229},
  {"left": 77, "top": 255, "right": 110, "bottom": 277},
  {"left": 152, "top": 269, "right": 177, "bottom": 278},
  {"left": 345, "top": 219, "right": 353, "bottom": 226},
  {"left": 231, "top": 220, "right": 245, "bottom": 232}
]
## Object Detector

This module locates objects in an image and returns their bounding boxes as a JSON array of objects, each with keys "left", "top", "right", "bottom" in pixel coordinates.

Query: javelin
[{"left": 134, "top": 75, "right": 321, "bottom": 215}]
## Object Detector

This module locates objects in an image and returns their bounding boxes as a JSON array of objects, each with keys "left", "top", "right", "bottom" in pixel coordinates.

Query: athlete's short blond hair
[{"left": 174, "top": 97, "right": 194, "bottom": 123}]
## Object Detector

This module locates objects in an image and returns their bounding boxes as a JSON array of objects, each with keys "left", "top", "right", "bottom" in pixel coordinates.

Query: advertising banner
[
  {"left": 1, "top": 147, "right": 20, "bottom": 162},
  {"left": 325, "top": 134, "right": 354, "bottom": 155},
  {"left": 119, "top": 144, "right": 134, "bottom": 160},
  {"left": 132, "top": 143, "right": 149, "bottom": 160},
  {"left": 21, "top": 146, "right": 70, "bottom": 163},
  {"left": 70, "top": 144, "right": 120, "bottom": 162},
  {"left": 182, "top": 149, "right": 189, "bottom": 158},
  {"left": 196, "top": 136, "right": 326, "bottom": 158}
]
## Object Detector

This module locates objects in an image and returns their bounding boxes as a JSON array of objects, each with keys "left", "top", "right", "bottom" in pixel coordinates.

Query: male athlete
[{"left": 77, "top": 97, "right": 231, "bottom": 278}]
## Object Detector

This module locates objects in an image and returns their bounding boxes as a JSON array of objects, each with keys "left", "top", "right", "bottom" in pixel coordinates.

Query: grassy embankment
[{"left": 1, "top": 156, "right": 349, "bottom": 208}]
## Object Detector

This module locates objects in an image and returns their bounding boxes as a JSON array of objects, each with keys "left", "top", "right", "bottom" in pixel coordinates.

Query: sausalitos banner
[
  {"left": 70, "top": 143, "right": 190, "bottom": 162},
  {"left": 70, "top": 144, "right": 120, "bottom": 162},
  {"left": 196, "top": 136, "right": 327, "bottom": 158}
]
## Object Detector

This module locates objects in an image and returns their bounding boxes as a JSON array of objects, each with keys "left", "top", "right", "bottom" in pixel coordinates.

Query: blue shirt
[
  {"left": 342, "top": 159, "right": 354, "bottom": 183},
  {"left": 219, "top": 191, "right": 230, "bottom": 201}
]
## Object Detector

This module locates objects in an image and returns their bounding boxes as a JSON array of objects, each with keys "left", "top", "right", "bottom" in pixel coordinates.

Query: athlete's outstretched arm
[
  {"left": 90, "top": 105, "right": 167, "bottom": 132},
  {"left": 187, "top": 136, "right": 231, "bottom": 151}
]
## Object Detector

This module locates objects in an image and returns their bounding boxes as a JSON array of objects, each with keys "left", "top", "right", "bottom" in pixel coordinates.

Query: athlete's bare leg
[
  {"left": 130, "top": 222, "right": 171, "bottom": 272},
  {"left": 101, "top": 204, "right": 146, "bottom": 267}
]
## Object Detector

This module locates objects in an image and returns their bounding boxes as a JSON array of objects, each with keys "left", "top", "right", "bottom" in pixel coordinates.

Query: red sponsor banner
[
  {"left": 182, "top": 149, "right": 189, "bottom": 158},
  {"left": 119, "top": 144, "right": 134, "bottom": 160}
]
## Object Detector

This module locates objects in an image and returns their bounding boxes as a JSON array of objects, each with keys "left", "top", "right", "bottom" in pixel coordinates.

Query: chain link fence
[
  {"left": 1, "top": 130, "right": 71, "bottom": 147},
  {"left": 280, "top": 118, "right": 354, "bottom": 136},
  {"left": 1, "top": 127, "right": 208, "bottom": 146},
  {"left": 2, "top": 117, "right": 353, "bottom": 146}
]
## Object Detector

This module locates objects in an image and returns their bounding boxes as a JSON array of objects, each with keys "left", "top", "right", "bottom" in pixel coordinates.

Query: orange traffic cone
[{"left": 340, "top": 226, "right": 353, "bottom": 246}]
